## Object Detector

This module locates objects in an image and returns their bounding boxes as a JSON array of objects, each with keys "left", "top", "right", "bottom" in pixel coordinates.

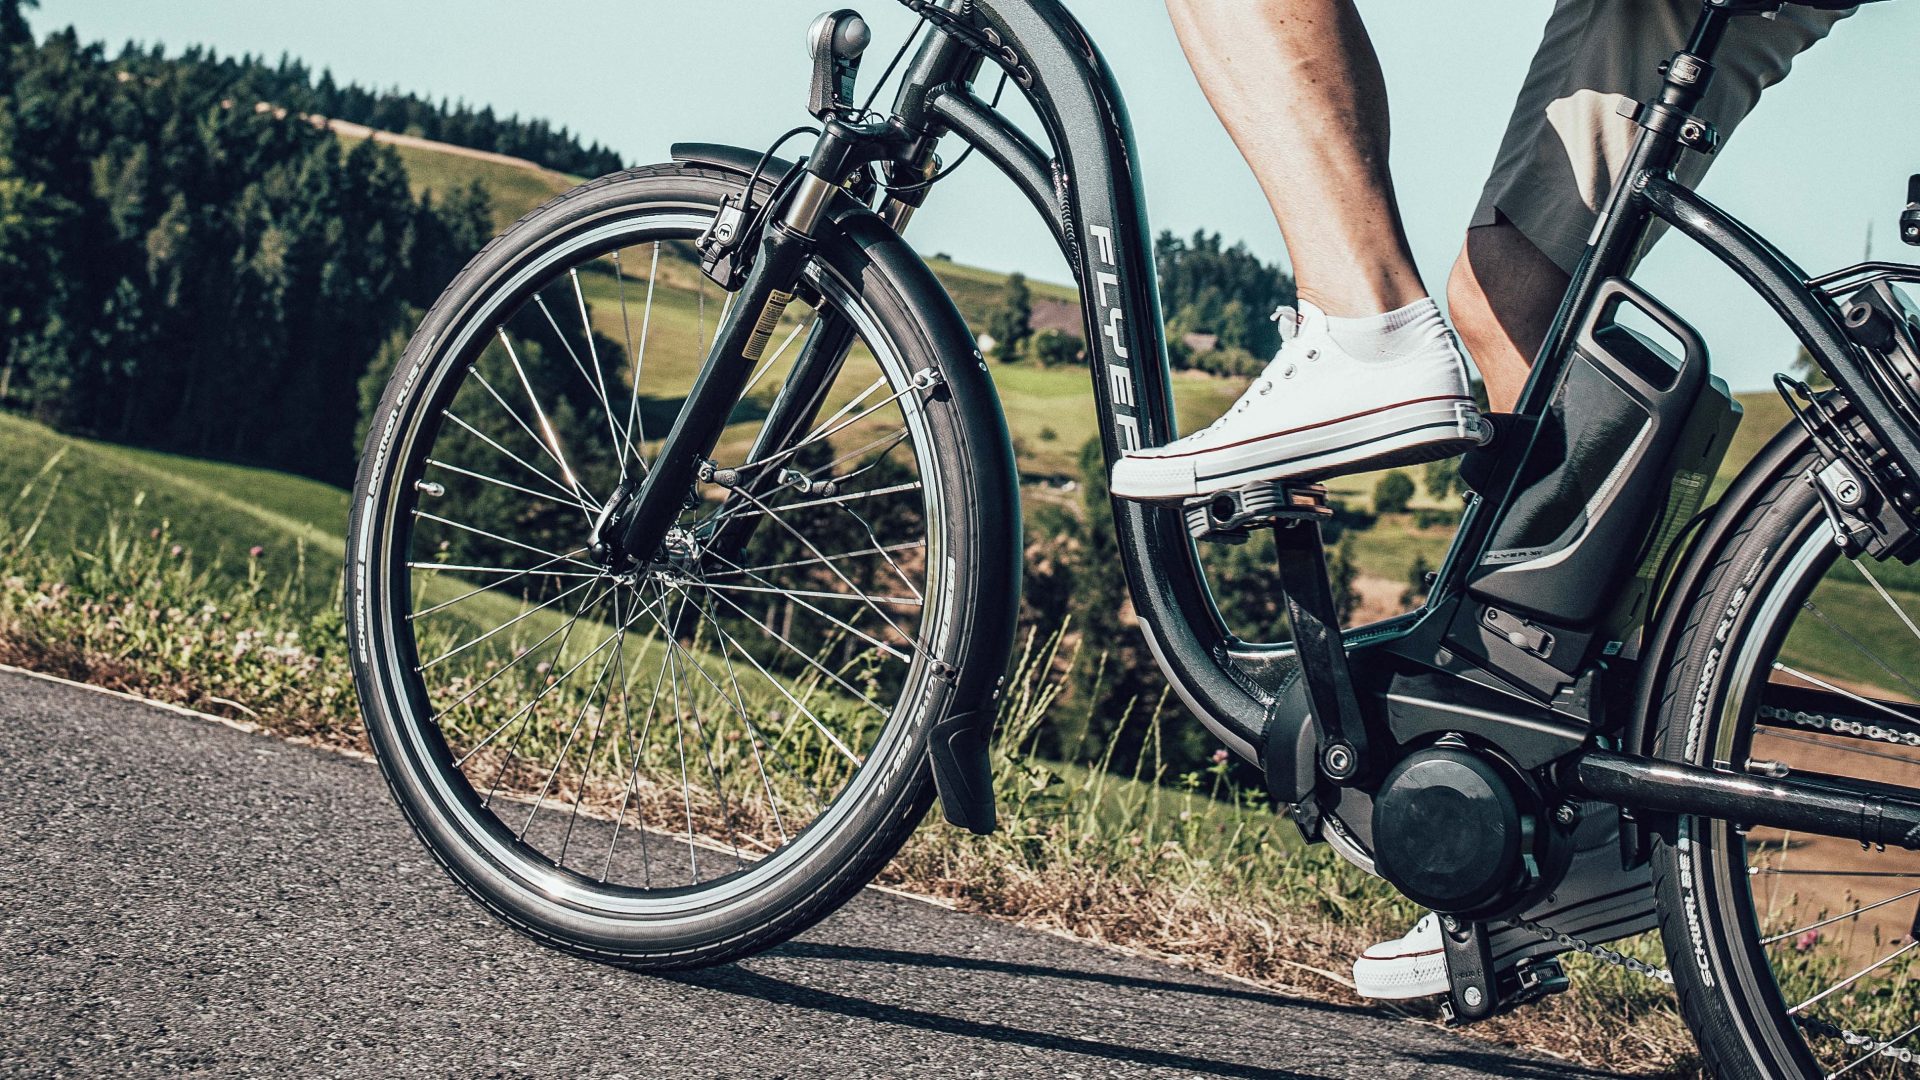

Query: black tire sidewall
[
  {"left": 346, "top": 166, "right": 990, "bottom": 967},
  {"left": 1651, "top": 449, "right": 1831, "bottom": 1079}
]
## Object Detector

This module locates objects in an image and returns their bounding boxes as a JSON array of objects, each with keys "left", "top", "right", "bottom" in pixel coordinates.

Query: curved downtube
[{"left": 938, "top": 0, "right": 1277, "bottom": 763}]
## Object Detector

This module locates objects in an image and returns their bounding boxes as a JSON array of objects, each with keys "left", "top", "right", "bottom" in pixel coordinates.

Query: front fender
[{"left": 671, "top": 141, "right": 1020, "bottom": 835}]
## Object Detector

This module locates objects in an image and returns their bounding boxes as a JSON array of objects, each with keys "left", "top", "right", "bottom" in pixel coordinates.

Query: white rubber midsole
[{"left": 1114, "top": 395, "right": 1481, "bottom": 500}]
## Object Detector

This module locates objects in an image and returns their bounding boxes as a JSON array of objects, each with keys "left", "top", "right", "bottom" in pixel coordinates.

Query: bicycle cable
[
  {"left": 883, "top": 70, "right": 1010, "bottom": 196},
  {"left": 859, "top": 13, "right": 932, "bottom": 117}
]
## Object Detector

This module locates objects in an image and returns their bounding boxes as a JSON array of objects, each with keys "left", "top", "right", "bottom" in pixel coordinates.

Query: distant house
[
  {"left": 1182, "top": 331, "right": 1219, "bottom": 355},
  {"left": 1030, "top": 298, "right": 1082, "bottom": 336},
  {"left": 976, "top": 332, "right": 998, "bottom": 356}
]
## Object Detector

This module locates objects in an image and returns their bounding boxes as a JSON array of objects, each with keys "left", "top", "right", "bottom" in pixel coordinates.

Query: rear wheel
[
  {"left": 1653, "top": 444, "right": 1920, "bottom": 1078},
  {"left": 347, "top": 166, "right": 1006, "bottom": 967}
]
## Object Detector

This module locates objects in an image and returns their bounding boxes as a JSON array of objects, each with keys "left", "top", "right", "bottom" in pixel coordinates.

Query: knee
[{"left": 1446, "top": 245, "right": 1492, "bottom": 338}]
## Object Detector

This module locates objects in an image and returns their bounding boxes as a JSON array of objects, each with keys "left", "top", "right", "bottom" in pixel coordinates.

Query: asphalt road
[{"left": 0, "top": 668, "right": 1613, "bottom": 1079}]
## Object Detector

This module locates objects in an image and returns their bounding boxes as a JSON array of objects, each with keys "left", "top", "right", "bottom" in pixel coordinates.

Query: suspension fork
[
  {"left": 613, "top": 172, "right": 840, "bottom": 569},
  {"left": 697, "top": 197, "right": 921, "bottom": 577}
]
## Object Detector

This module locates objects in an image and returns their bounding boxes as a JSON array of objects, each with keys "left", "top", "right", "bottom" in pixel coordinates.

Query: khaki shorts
[{"left": 1474, "top": 0, "right": 1851, "bottom": 274}]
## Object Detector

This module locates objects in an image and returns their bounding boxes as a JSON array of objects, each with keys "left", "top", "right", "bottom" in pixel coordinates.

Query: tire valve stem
[{"left": 416, "top": 481, "right": 445, "bottom": 497}]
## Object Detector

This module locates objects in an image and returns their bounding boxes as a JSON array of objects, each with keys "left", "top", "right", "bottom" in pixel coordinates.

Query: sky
[{"left": 41, "top": 0, "right": 1920, "bottom": 394}]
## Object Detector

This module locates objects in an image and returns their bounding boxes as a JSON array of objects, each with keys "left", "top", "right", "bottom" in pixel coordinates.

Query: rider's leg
[
  {"left": 1161, "top": 0, "right": 1421, "bottom": 318},
  {"left": 1355, "top": 0, "right": 1854, "bottom": 1002},
  {"left": 1112, "top": 0, "right": 1483, "bottom": 500},
  {"left": 1446, "top": 219, "right": 1565, "bottom": 414}
]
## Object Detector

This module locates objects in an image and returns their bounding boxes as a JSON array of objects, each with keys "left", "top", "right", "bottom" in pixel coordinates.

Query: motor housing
[{"left": 1369, "top": 740, "right": 1566, "bottom": 919}]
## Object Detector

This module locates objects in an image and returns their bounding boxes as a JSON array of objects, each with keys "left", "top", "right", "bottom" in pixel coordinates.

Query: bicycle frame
[
  {"left": 661, "top": 0, "right": 1920, "bottom": 860},
  {"left": 876, "top": 0, "right": 1910, "bottom": 736}
]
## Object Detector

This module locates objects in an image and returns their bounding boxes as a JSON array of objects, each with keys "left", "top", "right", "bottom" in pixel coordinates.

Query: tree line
[
  {"left": 208, "top": 53, "right": 625, "bottom": 180},
  {"left": 0, "top": 7, "right": 516, "bottom": 484},
  {"left": 987, "top": 229, "right": 1295, "bottom": 379}
]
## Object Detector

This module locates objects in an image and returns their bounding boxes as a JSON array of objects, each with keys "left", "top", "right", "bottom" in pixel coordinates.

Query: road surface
[{"left": 0, "top": 668, "right": 1615, "bottom": 1078}]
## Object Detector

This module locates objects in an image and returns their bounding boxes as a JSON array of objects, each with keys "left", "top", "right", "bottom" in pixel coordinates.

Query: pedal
[
  {"left": 1502, "top": 957, "right": 1571, "bottom": 1012},
  {"left": 1183, "top": 481, "right": 1330, "bottom": 544}
]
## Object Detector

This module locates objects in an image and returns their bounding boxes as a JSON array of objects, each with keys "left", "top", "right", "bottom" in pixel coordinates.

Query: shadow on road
[
  {"left": 778, "top": 939, "right": 1370, "bottom": 1016},
  {"left": 670, "top": 961, "right": 1331, "bottom": 1080},
  {"left": 667, "top": 940, "right": 1623, "bottom": 1080}
]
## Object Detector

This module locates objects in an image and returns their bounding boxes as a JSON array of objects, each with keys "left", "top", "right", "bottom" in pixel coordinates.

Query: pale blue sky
[{"left": 43, "top": 0, "right": 1920, "bottom": 392}]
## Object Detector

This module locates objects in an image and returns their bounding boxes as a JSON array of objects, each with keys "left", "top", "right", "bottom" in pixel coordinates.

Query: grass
[
  {"left": 0, "top": 409, "right": 1690, "bottom": 1074},
  {"left": 340, "top": 133, "right": 578, "bottom": 231}
]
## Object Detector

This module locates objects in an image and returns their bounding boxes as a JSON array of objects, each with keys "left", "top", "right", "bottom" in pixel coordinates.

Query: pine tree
[{"left": 989, "top": 271, "right": 1033, "bottom": 360}]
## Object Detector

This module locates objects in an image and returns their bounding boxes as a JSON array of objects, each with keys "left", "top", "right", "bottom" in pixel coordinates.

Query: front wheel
[
  {"left": 346, "top": 165, "right": 1015, "bottom": 968},
  {"left": 1652, "top": 440, "right": 1920, "bottom": 1078}
]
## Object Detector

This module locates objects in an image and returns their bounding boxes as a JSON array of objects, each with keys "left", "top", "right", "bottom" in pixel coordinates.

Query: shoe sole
[
  {"left": 1114, "top": 395, "right": 1484, "bottom": 501},
  {"left": 1352, "top": 949, "right": 1450, "bottom": 1000}
]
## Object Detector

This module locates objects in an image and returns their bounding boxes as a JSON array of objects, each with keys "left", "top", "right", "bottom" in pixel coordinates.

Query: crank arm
[{"left": 1567, "top": 749, "right": 1920, "bottom": 850}]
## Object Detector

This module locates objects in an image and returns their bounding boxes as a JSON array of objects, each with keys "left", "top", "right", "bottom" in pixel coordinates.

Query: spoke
[
  {"left": 696, "top": 580, "right": 922, "bottom": 607},
  {"left": 427, "top": 610, "right": 587, "bottom": 720},
  {"left": 1826, "top": 1020, "right": 1920, "bottom": 1079},
  {"left": 716, "top": 485, "right": 916, "bottom": 645},
  {"left": 1802, "top": 600, "right": 1920, "bottom": 701},
  {"left": 497, "top": 329, "right": 592, "bottom": 509},
  {"left": 426, "top": 456, "right": 585, "bottom": 511},
  {"left": 453, "top": 583, "right": 651, "bottom": 771},
  {"left": 621, "top": 242, "right": 660, "bottom": 474},
  {"left": 444, "top": 409, "right": 595, "bottom": 515},
  {"left": 468, "top": 365, "right": 600, "bottom": 516},
  {"left": 696, "top": 582, "right": 892, "bottom": 717},
  {"left": 413, "top": 511, "right": 602, "bottom": 573},
  {"left": 464, "top": 582, "right": 611, "bottom": 798},
  {"left": 1763, "top": 887, "right": 1920, "bottom": 946},
  {"left": 688, "top": 589, "right": 796, "bottom": 839},
  {"left": 664, "top": 597, "right": 747, "bottom": 870},
  {"left": 712, "top": 540, "right": 926, "bottom": 579},
  {"left": 604, "top": 611, "right": 673, "bottom": 885},
  {"left": 709, "top": 479, "right": 924, "bottom": 525},
  {"left": 661, "top": 586, "right": 700, "bottom": 882},
  {"left": 1755, "top": 869, "right": 1920, "bottom": 879},
  {"left": 740, "top": 317, "right": 814, "bottom": 401},
  {"left": 536, "top": 279, "right": 627, "bottom": 466},
  {"left": 518, "top": 607, "right": 632, "bottom": 841},
  {"left": 732, "top": 375, "right": 893, "bottom": 476},
  {"left": 1848, "top": 557, "right": 1920, "bottom": 645},
  {"left": 417, "top": 574, "right": 599, "bottom": 671},
  {"left": 1774, "top": 663, "right": 1920, "bottom": 730},
  {"left": 408, "top": 560, "right": 600, "bottom": 580},
  {"left": 1789, "top": 939, "right": 1919, "bottom": 1015},
  {"left": 704, "top": 548, "right": 911, "bottom": 664},
  {"left": 408, "top": 548, "right": 593, "bottom": 622},
  {"left": 675, "top": 594, "right": 863, "bottom": 765},
  {"left": 559, "top": 589, "right": 628, "bottom": 864}
]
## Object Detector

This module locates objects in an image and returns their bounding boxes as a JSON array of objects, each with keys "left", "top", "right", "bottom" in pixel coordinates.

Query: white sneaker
[
  {"left": 1110, "top": 301, "right": 1487, "bottom": 501},
  {"left": 1352, "top": 912, "right": 1449, "bottom": 1000}
]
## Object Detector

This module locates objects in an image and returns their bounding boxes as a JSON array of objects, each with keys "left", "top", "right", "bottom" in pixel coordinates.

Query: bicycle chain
[{"left": 1503, "top": 716, "right": 1918, "bottom": 1074}]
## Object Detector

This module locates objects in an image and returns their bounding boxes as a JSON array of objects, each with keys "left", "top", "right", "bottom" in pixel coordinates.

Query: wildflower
[
  {"left": 1212, "top": 749, "right": 1229, "bottom": 765},
  {"left": 249, "top": 546, "right": 265, "bottom": 558},
  {"left": 1795, "top": 929, "right": 1821, "bottom": 952},
  {"left": 170, "top": 544, "right": 184, "bottom": 557}
]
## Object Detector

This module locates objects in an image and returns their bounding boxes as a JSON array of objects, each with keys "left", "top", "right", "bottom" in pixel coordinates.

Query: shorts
[{"left": 1474, "top": 0, "right": 1852, "bottom": 274}]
